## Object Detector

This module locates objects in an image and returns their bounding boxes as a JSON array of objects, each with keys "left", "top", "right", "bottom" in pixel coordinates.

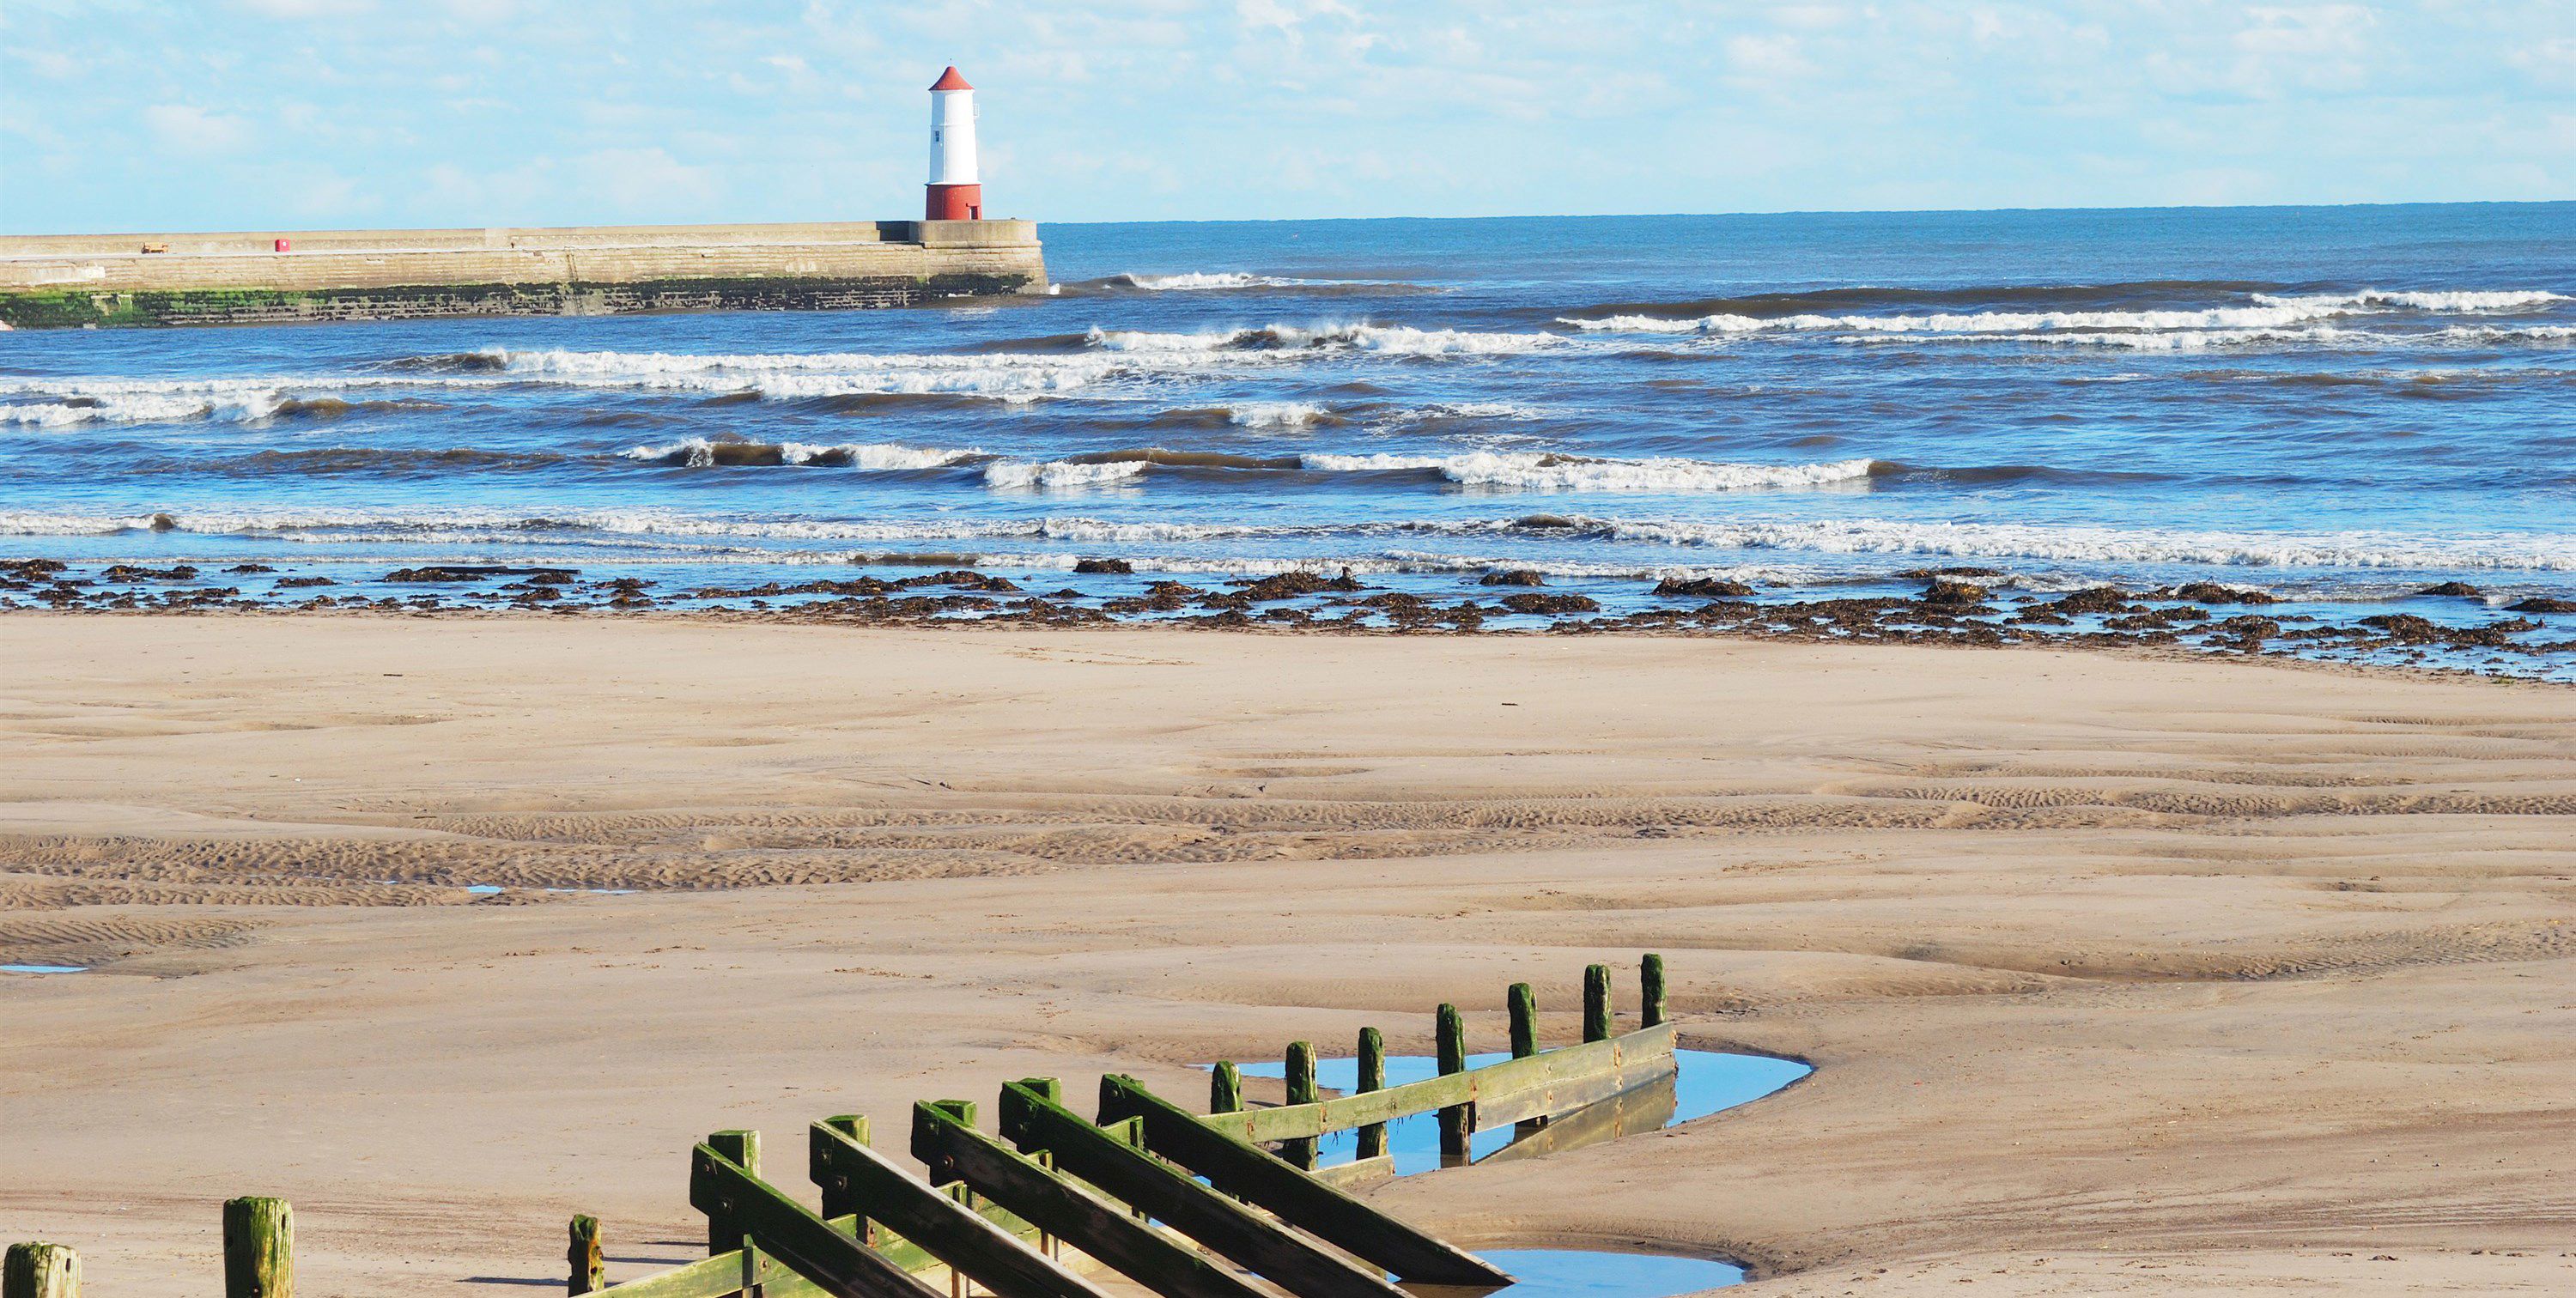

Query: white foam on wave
[
  {"left": 1228, "top": 402, "right": 1327, "bottom": 428},
  {"left": 1299, "top": 452, "right": 1879, "bottom": 492},
  {"left": 489, "top": 345, "right": 1139, "bottom": 399},
  {"left": 1565, "top": 301, "right": 2368, "bottom": 336},
  {"left": 1562, "top": 287, "right": 2572, "bottom": 343},
  {"left": 5, "top": 507, "right": 2567, "bottom": 573},
  {"left": 621, "top": 438, "right": 982, "bottom": 470},
  {"left": 2252, "top": 289, "right": 2567, "bottom": 312},
  {"left": 981, "top": 459, "right": 1151, "bottom": 489},
  {"left": 1576, "top": 517, "right": 2576, "bottom": 571},
  {"left": 1087, "top": 323, "right": 1561, "bottom": 356}
]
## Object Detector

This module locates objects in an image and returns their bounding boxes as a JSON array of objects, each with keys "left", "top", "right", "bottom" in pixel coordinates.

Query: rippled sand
[{"left": 3, "top": 617, "right": 2570, "bottom": 1295}]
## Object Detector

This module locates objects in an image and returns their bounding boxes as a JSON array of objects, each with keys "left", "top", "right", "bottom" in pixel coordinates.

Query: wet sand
[{"left": 3, "top": 616, "right": 2571, "bottom": 1295}]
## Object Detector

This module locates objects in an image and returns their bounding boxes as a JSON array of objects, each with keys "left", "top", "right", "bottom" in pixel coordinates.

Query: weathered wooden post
[
  {"left": 703, "top": 1130, "right": 760, "bottom": 1255},
  {"left": 1354, "top": 1027, "right": 1388, "bottom": 1160},
  {"left": 1435, "top": 1003, "right": 1469, "bottom": 1159},
  {"left": 1508, "top": 981, "right": 1544, "bottom": 1135},
  {"left": 222, "top": 1197, "right": 293, "bottom": 1298},
  {"left": 817, "top": 1115, "right": 878, "bottom": 1243},
  {"left": 1209, "top": 1061, "right": 1242, "bottom": 1114},
  {"left": 1282, "top": 1040, "right": 1319, "bottom": 1170},
  {"left": 1507, "top": 982, "right": 1538, "bottom": 1058},
  {"left": 4, "top": 1242, "right": 79, "bottom": 1298},
  {"left": 1642, "top": 952, "right": 1668, "bottom": 1028},
  {"left": 1583, "top": 963, "right": 1613, "bottom": 1042},
  {"left": 566, "top": 1215, "right": 604, "bottom": 1295}
]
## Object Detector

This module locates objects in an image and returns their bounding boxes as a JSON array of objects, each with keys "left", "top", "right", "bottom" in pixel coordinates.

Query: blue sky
[{"left": 3, "top": 1, "right": 2569, "bottom": 233}]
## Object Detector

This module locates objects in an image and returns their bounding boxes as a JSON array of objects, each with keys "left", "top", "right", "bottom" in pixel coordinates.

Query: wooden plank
[
  {"left": 1435, "top": 1004, "right": 1469, "bottom": 1157},
  {"left": 999, "top": 1083, "right": 1411, "bottom": 1298},
  {"left": 1353, "top": 1028, "right": 1387, "bottom": 1161},
  {"left": 688, "top": 1143, "right": 945, "bottom": 1298},
  {"left": 911, "top": 1101, "right": 1269, "bottom": 1298},
  {"left": 222, "top": 1197, "right": 293, "bottom": 1298},
  {"left": 1309, "top": 1156, "right": 1393, "bottom": 1191},
  {"left": 1475, "top": 1073, "right": 1677, "bottom": 1166},
  {"left": 1468, "top": 1054, "right": 1676, "bottom": 1129},
  {"left": 1203, "top": 1023, "right": 1677, "bottom": 1144},
  {"left": 810, "top": 1121, "right": 1113, "bottom": 1298},
  {"left": 3, "top": 1244, "right": 79, "bottom": 1298},
  {"left": 1097, "top": 1075, "right": 1511, "bottom": 1289},
  {"left": 581, "top": 1250, "right": 765, "bottom": 1298}
]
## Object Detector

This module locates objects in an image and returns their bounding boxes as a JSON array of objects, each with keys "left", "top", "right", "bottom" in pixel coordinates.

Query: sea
[{"left": 4, "top": 203, "right": 2572, "bottom": 676}]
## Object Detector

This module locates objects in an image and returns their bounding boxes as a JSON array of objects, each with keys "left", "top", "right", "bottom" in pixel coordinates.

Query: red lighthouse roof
[{"left": 929, "top": 66, "right": 974, "bottom": 91}]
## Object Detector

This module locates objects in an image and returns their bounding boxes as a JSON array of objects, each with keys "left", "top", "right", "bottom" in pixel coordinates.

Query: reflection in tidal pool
[{"left": 1226, "top": 1049, "right": 1810, "bottom": 1175}]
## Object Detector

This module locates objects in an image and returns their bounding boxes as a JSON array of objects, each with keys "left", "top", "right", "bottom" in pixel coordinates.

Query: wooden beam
[
  {"left": 688, "top": 1142, "right": 945, "bottom": 1298},
  {"left": 222, "top": 1197, "right": 292, "bottom": 1298},
  {"left": 1353, "top": 1028, "right": 1387, "bottom": 1161},
  {"left": 999, "top": 1083, "right": 1410, "bottom": 1298},
  {"left": 1467, "top": 1052, "right": 1676, "bottom": 1129},
  {"left": 1435, "top": 1004, "right": 1468, "bottom": 1158},
  {"left": 1201, "top": 1022, "right": 1677, "bottom": 1145},
  {"left": 911, "top": 1101, "right": 1268, "bottom": 1298},
  {"left": 1097, "top": 1075, "right": 1511, "bottom": 1289},
  {"left": 3, "top": 1244, "right": 78, "bottom": 1298},
  {"left": 809, "top": 1121, "right": 1113, "bottom": 1298}
]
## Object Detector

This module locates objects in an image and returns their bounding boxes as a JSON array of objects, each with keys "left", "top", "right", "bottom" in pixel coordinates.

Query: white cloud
[
  {"left": 141, "top": 104, "right": 250, "bottom": 154},
  {"left": 234, "top": 0, "right": 377, "bottom": 16}
]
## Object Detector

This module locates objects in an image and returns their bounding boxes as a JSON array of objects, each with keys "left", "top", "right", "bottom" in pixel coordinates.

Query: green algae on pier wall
[{"left": 0, "top": 272, "right": 1042, "bottom": 329}]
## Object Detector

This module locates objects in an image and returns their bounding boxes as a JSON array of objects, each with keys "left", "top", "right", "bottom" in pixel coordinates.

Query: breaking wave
[
  {"left": 622, "top": 439, "right": 985, "bottom": 470},
  {"left": 6, "top": 508, "right": 2567, "bottom": 573},
  {"left": 1300, "top": 452, "right": 1880, "bottom": 492},
  {"left": 1085, "top": 324, "right": 1561, "bottom": 356}
]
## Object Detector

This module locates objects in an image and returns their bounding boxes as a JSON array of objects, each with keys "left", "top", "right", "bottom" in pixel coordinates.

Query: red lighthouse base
[{"left": 926, "top": 184, "right": 982, "bottom": 221}]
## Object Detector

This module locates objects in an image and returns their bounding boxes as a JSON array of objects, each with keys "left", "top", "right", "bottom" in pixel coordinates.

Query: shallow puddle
[
  {"left": 1468, "top": 1248, "right": 1743, "bottom": 1296},
  {"left": 1228, "top": 1049, "right": 1810, "bottom": 1174},
  {"left": 1, "top": 963, "right": 90, "bottom": 974}
]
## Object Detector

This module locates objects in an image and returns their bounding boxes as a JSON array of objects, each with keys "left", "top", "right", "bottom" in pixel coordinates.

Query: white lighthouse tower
[{"left": 925, "top": 66, "right": 981, "bottom": 221}]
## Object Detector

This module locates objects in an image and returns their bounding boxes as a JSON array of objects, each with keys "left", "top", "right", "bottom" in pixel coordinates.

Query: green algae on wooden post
[
  {"left": 566, "top": 1215, "right": 603, "bottom": 1295},
  {"left": 1583, "top": 963, "right": 1613, "bottom": 1042},
  {"left": 817, "top": 1115, "right": 876, "bottom": 1241},
  {"left": 1642, "top": 953, "right": 1668, "bottom": 1028},
  {"left": 703, "top": 1130, "right": 760, "bottom": 1255},
  {"left": 1282, "top": 1041, "right": 1320, "bottom": 1170},
  {"left": 1210, "top": 1062, "right": 1243, "bottom": 1114},
  {"left": 1507, "top": 982, "right": 1544, "bottom": 1135},
  {"left": 1354, "top": 1027, "right": 1388, "bottom": 1160},
  {"left": 1435, "top": 1003, "right": 1468, "bottom": 1158},
  {"left": 222, "top": 1197, "right": 293, "bottom": 1298},
  {"left": 4, "top": 1242, "right": 80, "bottom": 1298}
]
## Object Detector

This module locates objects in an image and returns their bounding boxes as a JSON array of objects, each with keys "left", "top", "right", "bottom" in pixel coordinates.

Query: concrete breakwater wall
[{"left": 0, "top": 219, "right": 1046, "bottom": 327}]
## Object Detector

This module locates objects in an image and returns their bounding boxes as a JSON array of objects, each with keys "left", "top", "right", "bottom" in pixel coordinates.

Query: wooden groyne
[
  {"left": 0, "top": 220, "right": 1045, "bottom": 328},
  {"left": 6, "top": 956, "right": 1689, "bottom": 1298}
]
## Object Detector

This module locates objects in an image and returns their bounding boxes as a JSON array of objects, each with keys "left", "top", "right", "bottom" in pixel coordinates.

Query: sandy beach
[{"left": 3, "top": 616, "right": 2571, "bottom": 1295}]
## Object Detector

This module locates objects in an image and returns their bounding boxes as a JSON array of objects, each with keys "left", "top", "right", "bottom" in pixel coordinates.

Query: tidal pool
[
  {"left": 1470, "top": 1248, "right": 1744, "bottom": 1297},
  {"left": 1, "top": 963, "right": 90, "bottom": 974},
  {"left": 1226, "top": 1048, "right": 1810, "bottom": 1174}
]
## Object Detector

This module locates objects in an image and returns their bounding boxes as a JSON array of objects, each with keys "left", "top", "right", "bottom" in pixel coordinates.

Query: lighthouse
[{"left": 925, "top": 66, "right": 981, "bottom": 221}]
